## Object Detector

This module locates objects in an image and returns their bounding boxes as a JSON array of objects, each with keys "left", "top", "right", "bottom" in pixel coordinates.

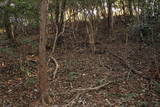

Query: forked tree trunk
[
  {"left": 54, "top": 0, "right": 66, "bottom": 46},
  {"left": 39, "top": 0, "right": 50, "bottom": 105}
]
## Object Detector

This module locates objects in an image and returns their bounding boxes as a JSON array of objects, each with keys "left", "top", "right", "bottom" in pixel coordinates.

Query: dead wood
[
  {"left": 65, "top": 79, "right": 122, "bottom": 106},
  {"left": 47, "top": 56, "right": 60, "bottom": 79},
  {"left": 70, "top": 81, "right": 112, "bottom": 92}
]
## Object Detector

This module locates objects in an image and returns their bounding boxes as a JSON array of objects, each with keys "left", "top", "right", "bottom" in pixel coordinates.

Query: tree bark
[{"left": 39, "top": 0, "right": 50, "bottom": 105}]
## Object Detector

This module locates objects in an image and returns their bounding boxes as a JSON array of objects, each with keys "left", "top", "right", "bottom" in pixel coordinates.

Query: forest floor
[{"left": 0, "top": 33, "right": 160, "bottom": 107}]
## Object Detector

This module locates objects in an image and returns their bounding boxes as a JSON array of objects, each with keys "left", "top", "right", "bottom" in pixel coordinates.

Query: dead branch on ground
[
  {"left": 65, "top": 79, "right": 122, "bottom": 106},
  {"left": 47, "top": 56, "right": 60, "bottom": 79},
  {"left": 70, "top": 81, "right": 112, "bottom": 93}
]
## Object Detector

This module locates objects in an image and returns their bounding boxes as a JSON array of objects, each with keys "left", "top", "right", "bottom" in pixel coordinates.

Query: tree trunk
[
  {"left": 4, "top": 16, "right": 13, "bottom": 40},
  {"left": 121, "top": 0, "right": 126, "bottom": 16},
  {"left": 59, "top": 0, "right": 66, "bottom": 31},
  {"left": 3, "top": 0, "right": 14, "bottom": 41},
  {"left": 39, "top": 0, "right": 50, "bottom": 105},
  {"left": 55, "top": 0, "right": 60, "bottom": 25},
  {"left": 133, "top": 0, "right": 140, "bottom": 22},
  {"left": 128, "top": 0, "right": 133, "bottom": 16},
  {"left": 54, "top": 0, "right": 66, "bottom": 45},
  {"left": 100, "top": 0, "right": 107, "bottom": 19},
  {"left": 107, "top": 0, "right": 113, "bottom": 38},
  {"left": 55, "top": 0, "right": 66, "bottom": 33}
]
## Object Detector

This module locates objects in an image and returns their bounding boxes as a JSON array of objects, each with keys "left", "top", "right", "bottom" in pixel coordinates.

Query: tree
[
  {"left": 0, "top": 0, "right": 39, "bottom": 40},
  {"left": 38, "top": 0, "right": 50, "bottom": 106},
  {"left": 107, "top": 0, "right": 113, "bottom": 38},
  {"left": 128, "top": 0, "right": 133, "bottom": 16},
  {"left": 54, "top": 0, "right": 67, "bottom": 45},
  {"left": 2, "top": 0, "right": 15, "bottom": 41}
]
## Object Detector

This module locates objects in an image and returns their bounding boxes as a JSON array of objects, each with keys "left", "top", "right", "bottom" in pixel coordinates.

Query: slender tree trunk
[
  {"left": 100, "top": 0, "right": 107, "bottom": 19},
  {"left": 128, "top": 0, "right": 133, "bottom": 16},
  {"left": 55, "top": 0, "right": 60, "bottom": 25},
  {"left": 59, "top": 0, "right": 66, "bottom": 31},
  {"left": 107, "top": 0, "right": 113, "bottom": 38},
  {"left": 4, "top": 17, "right": 13, "bottom": 39},
  {"left": 3, "top": 0, "right": 14, "bottom": 41},
  {"left": 133, "top": 0, "right": 140, "bottom": 22},
  {"left": 121, "top": 0, "right": 126, "bottom": 16},
  {"left": 55, "top": 0, "right": 66, "bottom": 33},
  {"left": 39, "top": 0, "right": 50, "bottom": 105}
]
